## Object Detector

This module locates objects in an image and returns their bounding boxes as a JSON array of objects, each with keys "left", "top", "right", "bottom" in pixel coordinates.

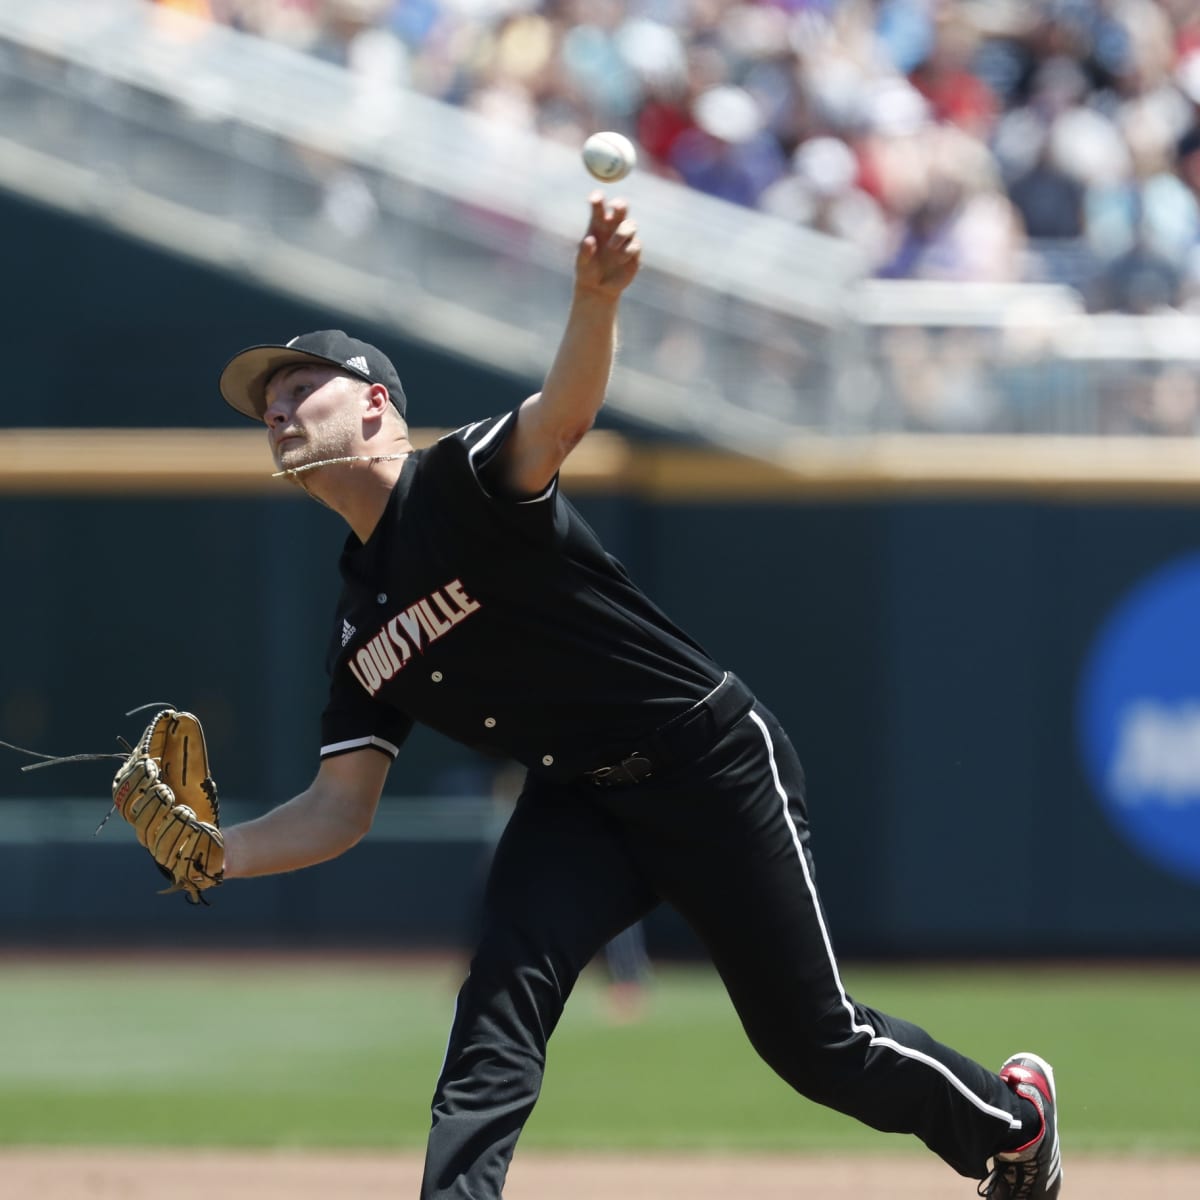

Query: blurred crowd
[{"left": 149, "top": 0, "right": 1200, "bottom": 315}]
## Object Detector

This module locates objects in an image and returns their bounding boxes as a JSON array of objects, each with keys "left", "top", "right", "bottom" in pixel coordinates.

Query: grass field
[{"left": 0, "top": 955, "right": 1196, "bottom": 1156}]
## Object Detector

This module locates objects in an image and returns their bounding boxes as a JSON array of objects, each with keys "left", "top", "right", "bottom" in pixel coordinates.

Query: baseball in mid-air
[{"left": 582, "top": 131, "right": 637, "bottom": 182}]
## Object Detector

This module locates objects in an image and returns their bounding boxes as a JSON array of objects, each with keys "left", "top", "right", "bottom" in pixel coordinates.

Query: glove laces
[{"left": 0, "top": 702, "right": 176, "bottom": 832}]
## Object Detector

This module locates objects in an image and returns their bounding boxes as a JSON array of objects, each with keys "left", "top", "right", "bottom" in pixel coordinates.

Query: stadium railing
[{"left": 2, "top": 0, "right": 1200, "bottom": 446}]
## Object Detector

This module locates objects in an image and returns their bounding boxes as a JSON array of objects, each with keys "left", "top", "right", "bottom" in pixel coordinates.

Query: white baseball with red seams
[{"left": 582, "top": 132, "right": 637, "bottom": 181}]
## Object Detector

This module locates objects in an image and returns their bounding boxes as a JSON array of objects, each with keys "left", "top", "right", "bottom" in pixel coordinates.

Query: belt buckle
[{"left": 588, "top": 753, "right": 653, "bottom": 787}]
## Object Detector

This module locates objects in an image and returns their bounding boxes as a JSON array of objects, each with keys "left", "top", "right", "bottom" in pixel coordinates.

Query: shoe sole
[{"left": 1002, "top": 1051, "right": 1063, "bottom": 1193}]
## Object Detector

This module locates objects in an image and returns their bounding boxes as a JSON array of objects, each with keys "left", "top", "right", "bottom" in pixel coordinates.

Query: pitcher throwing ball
[{"left": 165, "top": 192, "right": 1062, "bottom": 1198}]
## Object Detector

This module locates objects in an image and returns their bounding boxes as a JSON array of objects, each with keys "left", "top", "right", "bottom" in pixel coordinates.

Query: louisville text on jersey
[{"left": 345, "top": 578, "right": 482, "bottom": 695}]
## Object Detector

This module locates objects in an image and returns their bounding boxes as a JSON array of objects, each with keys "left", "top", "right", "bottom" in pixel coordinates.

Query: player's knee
[
  {"left": 466, "top": 925, "right": 577, "bottom": 1028},
  {"left": 748, "top": 1020, "right": 871, "bottom": 1103}
]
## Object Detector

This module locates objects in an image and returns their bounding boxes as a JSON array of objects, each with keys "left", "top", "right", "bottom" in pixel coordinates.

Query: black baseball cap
[{"left": 218, "top": 329, "right": 407, "bottom": 420}]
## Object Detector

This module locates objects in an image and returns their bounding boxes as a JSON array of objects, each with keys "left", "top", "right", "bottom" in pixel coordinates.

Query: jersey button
[
  {"left": 431, "top": 671, "right": 443, "bottom": 682},
  {"left": 484, "top": 717, "right": 497, "bottom": 728},
  {"left": 541, "top": 754, "right": 554, "bottom": 766},
  {"left": 376, "top": 593, "right": 387, "bottom": 604}
]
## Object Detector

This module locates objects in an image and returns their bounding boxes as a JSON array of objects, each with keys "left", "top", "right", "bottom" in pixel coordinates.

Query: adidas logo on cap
[{"left": 345, "top": 355, "right": 370, "bottom": 375}]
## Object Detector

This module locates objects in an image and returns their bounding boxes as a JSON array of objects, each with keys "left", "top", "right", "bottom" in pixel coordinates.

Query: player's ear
[{"left": 364, "top": 382, "right": 392, "bottom": 417}]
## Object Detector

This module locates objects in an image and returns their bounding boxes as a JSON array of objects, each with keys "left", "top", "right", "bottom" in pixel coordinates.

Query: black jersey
[{"left": 320, "top": 411, "right": 724, "bottom": 775}]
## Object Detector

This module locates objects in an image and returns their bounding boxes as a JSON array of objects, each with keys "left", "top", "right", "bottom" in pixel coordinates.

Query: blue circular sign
[{"left": 1078, "top": 552, "right": 1200, "bottom": 884}]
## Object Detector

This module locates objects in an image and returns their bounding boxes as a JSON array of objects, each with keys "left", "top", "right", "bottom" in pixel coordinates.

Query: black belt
[{"left": 581, "top": 672, "right": 754, "bottom": 789}]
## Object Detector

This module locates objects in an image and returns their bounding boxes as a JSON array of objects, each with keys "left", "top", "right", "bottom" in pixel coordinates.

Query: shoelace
[{"left": 977, "top": 1159, "right": 1039, "bottom": 1199}]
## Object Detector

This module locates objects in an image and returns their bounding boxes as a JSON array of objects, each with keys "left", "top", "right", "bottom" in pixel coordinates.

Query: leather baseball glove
[{"left": 112, "top": 709, "right": 224, "bottom": 904}]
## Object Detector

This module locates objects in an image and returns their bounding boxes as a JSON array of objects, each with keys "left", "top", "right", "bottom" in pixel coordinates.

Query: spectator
[
  {"left": 669, "top": 84, "right": 788, "bottom": 207},
  {"left": 144, "top": 0, "right": 1200, "bottom": 308},
  {"left": 1084, "top": 230, "right": 1185, "bottom": 312},
  {"left": 910, "top": 10, "right": 998, "bottom": 138},
  {"left": 760, "top": 136, "right": 890, "bottom": 266},
  {"left": 1007, "top": 132, "right": 1087, "bottom": 239}
]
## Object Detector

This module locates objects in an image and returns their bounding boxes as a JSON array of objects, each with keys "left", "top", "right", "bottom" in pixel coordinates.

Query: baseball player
[{"left": 189, "top": 193, "right": 1063, "bottom": 1197}]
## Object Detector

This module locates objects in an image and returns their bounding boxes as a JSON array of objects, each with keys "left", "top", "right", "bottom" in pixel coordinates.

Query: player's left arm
[
  {"left": 221, "top": 748, "right": 389, "bottom": 879},
  {"left": 495, "top": 192, "right": 641, "bottom": 496}
]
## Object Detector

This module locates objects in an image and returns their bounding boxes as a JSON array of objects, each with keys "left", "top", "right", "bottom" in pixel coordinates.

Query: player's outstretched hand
[{"left": 575, "top": 192, "right": 641, "bottom": 300}]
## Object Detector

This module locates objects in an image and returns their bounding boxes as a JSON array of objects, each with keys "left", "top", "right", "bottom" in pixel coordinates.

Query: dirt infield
[{"left": 2, "top": 1149, "right": 1197, "bottom": 1198}]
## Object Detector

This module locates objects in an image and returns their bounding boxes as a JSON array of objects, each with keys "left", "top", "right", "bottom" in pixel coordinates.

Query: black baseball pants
[{"left": 420, "top": 702, "right": 1028, "bottom": 1198}]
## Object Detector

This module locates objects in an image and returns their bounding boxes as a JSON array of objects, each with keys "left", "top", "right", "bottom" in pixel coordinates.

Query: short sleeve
[
  {"left": 435, "top": 411, "right": 566, "bottom": 543},
  {"left": 320, "top": 667, "right": 413, "bottom": 761},
  {"left": 444, "top": 412, "right": 559, "bottom": 502}
]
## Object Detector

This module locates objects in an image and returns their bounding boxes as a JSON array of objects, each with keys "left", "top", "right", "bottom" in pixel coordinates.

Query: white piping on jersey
[
  {"left": 465, "top": 412, "right": 514, "bottom": 471},
  {"left": 321, "top": 734, "right": 401, "bottom": 758},
  {"left": 463, "top": 411, "right": 555, "bottom": 504},
  {"left": 747, "top": 709, "right": 1022, "bottom": 1131},
  {"left": 453, "top": 419, "right": 488, "bottom": 442}
]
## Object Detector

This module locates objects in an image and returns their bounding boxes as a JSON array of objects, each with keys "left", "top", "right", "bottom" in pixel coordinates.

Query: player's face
[{"left": 262, "top": 364, "right": 368, "bottom": 472}]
